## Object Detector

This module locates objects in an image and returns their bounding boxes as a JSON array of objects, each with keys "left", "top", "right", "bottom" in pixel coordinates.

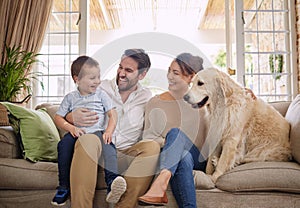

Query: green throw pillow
[{"left": 0, "top": 102, "right": 60, "bottom": 162}]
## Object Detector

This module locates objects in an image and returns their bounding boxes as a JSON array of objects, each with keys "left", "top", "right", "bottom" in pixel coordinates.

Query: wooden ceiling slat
[{"left": 51, "top": 0, "right": 255, "bottom": 31}]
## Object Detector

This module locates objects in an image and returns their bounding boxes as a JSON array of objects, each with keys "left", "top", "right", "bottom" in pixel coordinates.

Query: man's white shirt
[{"left": 100, "top": 78, "right": 152, "bottom": 150}]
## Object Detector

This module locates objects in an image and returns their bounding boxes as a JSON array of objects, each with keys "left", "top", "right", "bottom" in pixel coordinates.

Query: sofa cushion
[
  {"left": 35, "top": 103, "right": 67, "bottom": 138},
  {"left": 0, "top": 102, "right": 60, "bottom": 162},
  {"left": 270, "top": 101, "right": 291, "bottom": 117},
  {"left": 0, "top": 158, "right": 58, "bottom": 189},
  {"left": 193, "top": 170, "right": 215, "bottom": 189},
  {"left": 285, "top": 94, "right": 300, "bottom": 163},
  {"left": 0, "top": 158, "right": 107, "bottom": 190},
  {"left": 216, "top": 162, "right": 300, "bottom": 193}
]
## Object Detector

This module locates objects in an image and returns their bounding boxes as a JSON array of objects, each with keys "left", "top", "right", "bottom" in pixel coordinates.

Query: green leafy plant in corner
[
  {"left": 214, "top": 49, "right": 226, "bottom": 69},
  {"left": 0, "top": 45, "right": 44, "bottom": 102}
]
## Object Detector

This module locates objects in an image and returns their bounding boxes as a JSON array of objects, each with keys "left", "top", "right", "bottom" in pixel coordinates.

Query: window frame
[
  {"left": 234, "top": 0, "right": 297, "bottom": 101},
  {"left": 34, "top": 0, "right": 298, "bottom": 107}
]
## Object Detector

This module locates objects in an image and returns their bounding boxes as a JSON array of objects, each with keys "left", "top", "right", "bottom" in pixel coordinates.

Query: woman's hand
[{"left": 66, "top": 108, "right": 99, "bottom": 127}]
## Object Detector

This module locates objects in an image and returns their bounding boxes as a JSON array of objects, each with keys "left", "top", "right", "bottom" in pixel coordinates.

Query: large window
[
  {"left": 33, "top": 0, "right": 297, "bottom": 107},
  {"left": 33, "top": 0, "right": 80, "bottom": 106},
  {"left": 235, "top": 0, "right": 297, "bottom": 101}
]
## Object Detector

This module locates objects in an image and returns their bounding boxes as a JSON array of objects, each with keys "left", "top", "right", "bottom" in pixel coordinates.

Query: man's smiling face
[{"left": 116, "top": 56, "right": 141, "bottom": 92}]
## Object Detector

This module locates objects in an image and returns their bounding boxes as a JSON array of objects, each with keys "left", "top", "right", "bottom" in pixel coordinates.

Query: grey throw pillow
[{"left": 285, "top": 94, "right": 300, "bottom": 163}]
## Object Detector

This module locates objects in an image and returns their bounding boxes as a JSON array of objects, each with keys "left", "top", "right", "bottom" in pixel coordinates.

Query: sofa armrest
[
  {"left": 269, "top": 101, "right": 291, "bottom": 117},
  {"left": 0, "top": 127, "right": 21, "bottom": 159}
]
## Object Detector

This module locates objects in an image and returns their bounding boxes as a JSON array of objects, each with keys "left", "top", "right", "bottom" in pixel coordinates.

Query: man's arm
[{"left": 65, "top": 108, "right": 99, "bottom": 127}]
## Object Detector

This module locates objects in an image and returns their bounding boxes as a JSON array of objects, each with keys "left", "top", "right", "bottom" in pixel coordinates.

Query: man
[{"left": 66, "top": 49, "right": 160, "bottom": 208}]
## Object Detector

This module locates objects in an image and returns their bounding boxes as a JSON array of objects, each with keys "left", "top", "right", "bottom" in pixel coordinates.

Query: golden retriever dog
[{"left": 184, "top": 68, "right": 291, "bottom": 183}]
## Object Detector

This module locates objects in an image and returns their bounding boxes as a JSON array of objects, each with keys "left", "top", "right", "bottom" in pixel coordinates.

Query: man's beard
[{"left": 116, "top": 74, "right": 138, "bottom": 92}]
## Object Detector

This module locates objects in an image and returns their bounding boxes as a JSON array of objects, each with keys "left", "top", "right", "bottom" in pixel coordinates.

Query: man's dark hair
[
  {"left": 122, "top": 49, "right": 151, "bottom": 74},
  {"left": 71, "top": 56, "right": 99, "bottom": 81}
]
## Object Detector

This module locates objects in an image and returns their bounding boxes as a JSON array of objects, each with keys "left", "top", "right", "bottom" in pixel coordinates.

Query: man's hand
[{"left": 66, "top": 108, "right": 99, "bottom": 127}]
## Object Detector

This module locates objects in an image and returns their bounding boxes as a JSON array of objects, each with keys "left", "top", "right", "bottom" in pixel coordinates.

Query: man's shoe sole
[{"left": 106, "top": 176, "right": 127, "bottom": 204}]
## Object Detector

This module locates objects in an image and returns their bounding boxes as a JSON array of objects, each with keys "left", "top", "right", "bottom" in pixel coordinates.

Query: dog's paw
[
  {"left": 211, "top": 169, "right": 224, "bottom": 183},
  {"left": 205, "top": 162, "right": 214, "bottom": 175},
  {"left": 211, "top": 156, "right": 219, "bottom": 167},
  {"left": 207, "top": 174, "right": 217, "bottom": 184}
]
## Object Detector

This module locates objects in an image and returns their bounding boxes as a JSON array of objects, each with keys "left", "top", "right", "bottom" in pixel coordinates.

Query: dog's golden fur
[{"left": 184, "top": 68, "right": 291, "bottom": 182}]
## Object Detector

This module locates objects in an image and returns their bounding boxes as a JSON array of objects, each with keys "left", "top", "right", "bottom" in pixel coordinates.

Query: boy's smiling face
[{"left": 76, "top": 65, "right": 101, "bottom": 96}]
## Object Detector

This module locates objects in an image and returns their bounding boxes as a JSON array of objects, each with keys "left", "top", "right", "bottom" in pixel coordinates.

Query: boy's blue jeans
[
  {"left": 160, "top": 128, "right": 207, "bottom": 208},
  {"left": 57, "top": 131, "right": 118, "bottom": 192}
]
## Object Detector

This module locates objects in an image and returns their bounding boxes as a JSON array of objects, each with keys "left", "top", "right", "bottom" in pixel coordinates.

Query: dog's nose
[{"left": 183, "top": 94, "right": 189, "bottom": 101}]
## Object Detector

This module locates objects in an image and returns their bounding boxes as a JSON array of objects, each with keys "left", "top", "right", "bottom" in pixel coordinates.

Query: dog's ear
[{"left": 216, "top": 70, "right": 234, "bottom": 98}]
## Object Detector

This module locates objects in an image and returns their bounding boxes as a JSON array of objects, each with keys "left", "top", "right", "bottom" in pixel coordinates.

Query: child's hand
[
  {"left": 103, "top": 132, "right": 112, "bottom": 144},
  {"left": 70, "top": 127, "right": 85, "bottom": 138}
]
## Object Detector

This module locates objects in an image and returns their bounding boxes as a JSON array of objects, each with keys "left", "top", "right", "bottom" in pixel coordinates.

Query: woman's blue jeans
[
  {"left": 57, "top": 131, "right": 118, "bottom": 192},
  {"left": 160, "top": 128, "right": 207, "bottom": 208}
]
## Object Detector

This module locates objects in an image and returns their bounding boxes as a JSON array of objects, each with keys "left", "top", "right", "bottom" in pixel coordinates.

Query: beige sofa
[{"left": 0, "top": 98, "right": 300, "bottom": 208}]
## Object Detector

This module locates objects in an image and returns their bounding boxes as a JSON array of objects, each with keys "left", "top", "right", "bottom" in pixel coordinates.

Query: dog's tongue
[
  {"left": 191, "top": 96, "right": 209, "bottom": 108},
  {"left": 192, "top": 103, "right": 199, "bottom": 108}
]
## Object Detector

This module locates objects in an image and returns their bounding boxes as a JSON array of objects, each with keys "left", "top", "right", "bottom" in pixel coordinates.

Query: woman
[{"left": 139, "top": 53, "right": 208, "bottom": 207}]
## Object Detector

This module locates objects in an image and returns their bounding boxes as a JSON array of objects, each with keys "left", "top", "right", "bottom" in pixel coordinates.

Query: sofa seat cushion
[
  {"left": 0, "top": 158, "right": 58, "bottom": 189},
  {"left": 0, "top": 158, "right": 107, "bottom": 190},
  {"left": 216, "top": 162, "right": 300, "bottom": 193}
]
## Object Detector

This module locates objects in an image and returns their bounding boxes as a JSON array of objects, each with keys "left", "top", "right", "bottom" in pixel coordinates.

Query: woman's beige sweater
[{"left": 142, "top": 95, "right": 208, "bottom": 151}]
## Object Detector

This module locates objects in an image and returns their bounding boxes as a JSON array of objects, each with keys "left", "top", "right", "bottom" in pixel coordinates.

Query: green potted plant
[
  {"left": 269, "top": 54, "right": 283, "bottom": 80},
  {"left": 0, "top": 45, "right": 44, "bottom": 102}
]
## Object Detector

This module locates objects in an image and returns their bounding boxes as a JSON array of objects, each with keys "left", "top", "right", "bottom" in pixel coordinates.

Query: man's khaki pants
[{"left": 70, "top": 134, "right": 160, "bottom": 208}]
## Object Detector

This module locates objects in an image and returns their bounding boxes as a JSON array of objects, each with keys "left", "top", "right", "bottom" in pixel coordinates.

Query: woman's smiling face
[{"left": 167, "top": 60, "right": 193, "bottom": 93}]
